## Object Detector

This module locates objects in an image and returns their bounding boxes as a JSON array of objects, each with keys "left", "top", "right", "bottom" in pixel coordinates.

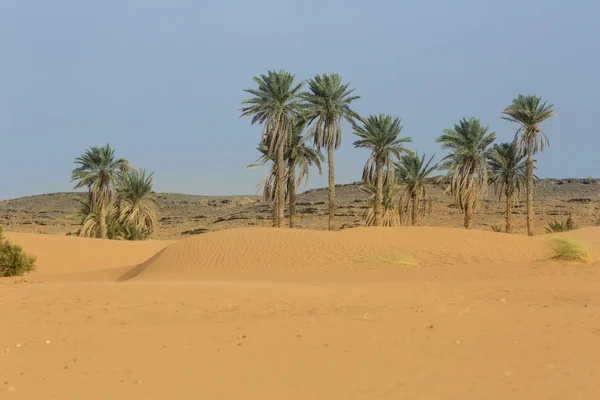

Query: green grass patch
[
  {"left": 0, "top": 227, "right": 36, "bottom": 277},
  {"left": 551, "top": 237, "right": 591, "bottom": 262},
  {"left": 354, "top": 252, "right": 417, "bottom": 266}
]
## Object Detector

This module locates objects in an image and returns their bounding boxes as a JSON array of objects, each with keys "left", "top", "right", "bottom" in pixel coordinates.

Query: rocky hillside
[{"left": 1, "top": 179, "right": 599, "bottom": 238}]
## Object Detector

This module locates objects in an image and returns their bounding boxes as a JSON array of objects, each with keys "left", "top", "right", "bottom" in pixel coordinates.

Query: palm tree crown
[
  {"left": 396, "top": 153, "right": 438, "bottom": 225},
  {"left": 71, "top": 144, "right": 129, "bottom": 194},
  {"left": 240, "top": 70, "right": 305, "bottom": 152},
  {"left": 488, "top": 142, "right": 528, "bottom": 200},
  {"left": 302, "top": 73, "right": 361, "bottom": 150},
  {"left": 501, "top": 94, "right": 556, "bottom": 153},
  {"left": 287, "top": 121, "right": 324, "bottom": 186},
  {"left": 437, "top": 118, "right": 496, "bottom": 228},
  {"left": 353, "top": 114, "right": 412, "bottom": 183},
  {"left": 113, "top": 169, "right": 158, "bottom": 237}
]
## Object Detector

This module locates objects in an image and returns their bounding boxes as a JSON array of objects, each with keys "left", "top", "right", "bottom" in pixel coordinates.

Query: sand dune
[
  {"left": 131, "top": 226, "right": 556, "bottom": 281},
  {"left": 3, "top": 232, "right": 172, "bottom": 280},
  {"left": 2, "top": 227, "right": 600, "bottom": 399}
]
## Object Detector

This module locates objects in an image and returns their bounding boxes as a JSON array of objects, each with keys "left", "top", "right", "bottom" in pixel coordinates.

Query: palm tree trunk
[
  {"left": 271, "top": 201, "right": 278, "bottom": 227},
  {"left": 327, "top": 143, "right": 335, "bottom": 231},
  {"left": 276, "top": 144, "right": 286, "bottom": 228},
  {"left": 505, "top": 191, "right": 513, "bottom": 233},
  {"left": 99, "top": 203, "right": 108, "bottom": 239},
  {"left": 526, "top": 142, "right": 534, "bottom": 236},
  {"left": 411, "top": 191, "right": 419, "bottom": 226},
  {"left": 374, "top": 159, "right": 384, "bottom": 227},
  {"left": 464, "top": 190, "right": 473, "bottom": 229},
  {"left": 288, "top": 160, "right": 296, "bottom": 228}
]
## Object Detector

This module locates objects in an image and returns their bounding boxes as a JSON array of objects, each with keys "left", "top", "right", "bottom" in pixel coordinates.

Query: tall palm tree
[
  {"left": 502, "top": 94, "right": 556, "bottom": 236},
  {"left": 436, "top": 118, "right": 496, "bottom": 229},
  {"left": 489, "top": 142, "right": 529, "bottom": 233},
  {"left": 361, "top": 178, "right": 402, "bottom": 227},
  {"left": 302, "top": 73, "right": 361, "bottom": 230},
  {"left": 113, "top": 169, "right": 158, "bottom": 239},
  {"left": 71, "top": 144, "right": 129, "bottom": 239},
  {"left": 396, "top": 153, "right": 439, "bottom": 225},
  {"left": 286, "top": 121, "right": 324, "bottom": 228},
  {"left": 240, "top": 70, "right": 304, "bottom": 228},
  {"left": 353, "top": 114, "right": 411, "bottom": 227}
]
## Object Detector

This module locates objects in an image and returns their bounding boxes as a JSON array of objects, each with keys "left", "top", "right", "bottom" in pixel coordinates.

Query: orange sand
[{"left": 2, "top": 227, "right": 600, "bottom": 399}]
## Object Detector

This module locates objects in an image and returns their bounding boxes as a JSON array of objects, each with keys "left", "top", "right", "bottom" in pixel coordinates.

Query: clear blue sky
[{"left": 2, "top": 0, "right": 598, "bottom": 200}]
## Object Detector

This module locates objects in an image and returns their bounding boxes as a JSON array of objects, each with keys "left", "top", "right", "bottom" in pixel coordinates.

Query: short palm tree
[
  {"left": 76, "top": 191, "right": 109, "bottom": 238},
  {"left": 488, "top": 142, "right": 529, "bottom": 233},
  {"left": 353, "top": 114, "right": 411, "bottom": 227},
  {"left": 286, "top": 121, "right": 324, "bottom": 228},
  {"left": 361, "top": 178, "right": 402, "bottom": 227},
  {"left": 247, "top": 122, "right": 323, "bottom": 228},
  {"left": 240, "top": 70, "right": 304, "bottom": 228},
  {"left": 436, "top": 118, "right": 496, "bottom": 229},
  {"left": 396, "top": 153, "right": 438, "bottom": 225},
  {"left": 502, "top": 94, "right": 556, "bottom": 236},
  {"left": 71, "top": 145, "right": 129, "bottom": 239},
  {"left": 113, "top": 169, "right": 158, "bottom": 239},
  {"left": 302, "top": 73, "right": 361, "bottom": 230}
]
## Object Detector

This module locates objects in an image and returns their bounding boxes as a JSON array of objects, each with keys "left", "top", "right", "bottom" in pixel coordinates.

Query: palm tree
[
  {"left": 113, "top": 169, "right": 158, "bottom": 239},
  {"left": 75, "top": 191, "right": 107, "bottom": 238},
  {"left": 436, "top": 118, "right": 496, "bottom": 229},
  {"left": 353, "top": 114, "right": 411, "bottom": 227},
  {"left": 361, "top": 178, "right": 402, "bottom": 227},
  {"left": 502, "top": 94, "right": 556, "bottom": 236},
  {"left": 240, "top": 70, "right": 304, "bottom": 228},
  {"left": 302, "top": 73, "right": 361, "bottom": 230},
  {"left": 71, "top": 145, "right": 129, "bottom": 239},
  {"left": 396, "top": 153, "right": 439, "bottom": 225},
  {"left": 247, "top": 123, "right": 323, "bottom": 228},
  {"left": 286, "top": 121, "right": 324, "bottom": 228},
  {"left": 489, "top": 142, "right": 529, "bottom": 233}
]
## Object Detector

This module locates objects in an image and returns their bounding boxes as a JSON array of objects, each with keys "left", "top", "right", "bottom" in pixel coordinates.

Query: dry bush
[
  {"left": 551, "top": 237, "right": 590, "bottom": 262},
  {"left": 0, "top": 227, "right": 36, "bottom": 277}
]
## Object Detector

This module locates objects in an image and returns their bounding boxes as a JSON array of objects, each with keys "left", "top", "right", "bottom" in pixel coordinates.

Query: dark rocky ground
[{"left": 1, "top": 178, "right": 599, "bottom": 239}]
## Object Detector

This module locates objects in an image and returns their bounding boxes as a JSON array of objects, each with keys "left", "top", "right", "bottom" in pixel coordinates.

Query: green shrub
[
  {"left": 491, "top": 225, "right": 503, "bottom": 233},
  {"left": 546, "top": 216, "right": 577, "bottom": 233},
  {"left": 551, "top": 237, "right": 590, "bottom": 262},
  {"left": 0, "top": 227, "right": 36, "bottom": 277}
]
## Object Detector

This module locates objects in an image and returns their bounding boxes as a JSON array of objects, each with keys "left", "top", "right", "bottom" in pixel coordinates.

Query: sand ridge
[{"left": 4, "top": 227, "right": 600, "bottom": 283}]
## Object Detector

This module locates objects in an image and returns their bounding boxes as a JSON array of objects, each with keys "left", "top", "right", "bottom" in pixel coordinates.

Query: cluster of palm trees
[
  {"left": 241, "top": 70, "right": 555, "bottom": 235},
  {"left": 71, "top": 145, "right": 158, "bottom": 240}
]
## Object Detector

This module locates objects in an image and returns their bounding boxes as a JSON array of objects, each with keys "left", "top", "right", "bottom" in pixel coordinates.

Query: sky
[{"left": 2, "top": 0, "right": 599, "bottom": 200}]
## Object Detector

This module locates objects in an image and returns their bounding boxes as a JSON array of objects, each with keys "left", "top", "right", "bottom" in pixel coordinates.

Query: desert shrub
[
  {"left": 491, "top": 225, "right": 503, "bottom": 232},
  {"left": 546, "top": 216, "right": 576, "bottom": 233},
  {"left": 551, "top": 237, "right": 590, "bottom": 262},
  {"left": 0, "top": 227, "right": 36, "bottom": 277}
]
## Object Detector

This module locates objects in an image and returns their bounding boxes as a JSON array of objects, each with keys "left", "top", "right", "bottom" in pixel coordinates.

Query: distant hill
[{"left": 1, "top": 178, "right": 599, "bottom": 238}]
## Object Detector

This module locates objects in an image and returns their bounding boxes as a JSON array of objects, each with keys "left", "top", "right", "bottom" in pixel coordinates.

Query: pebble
[
  {"left": 45, "top": 340, "right": 51, "bottom": 345},
  {"left": 499, "top": 298, "right": 507, "bottom": 303},
  {"left": 15, "top": 344, "right": 21, "bottom": 348}
]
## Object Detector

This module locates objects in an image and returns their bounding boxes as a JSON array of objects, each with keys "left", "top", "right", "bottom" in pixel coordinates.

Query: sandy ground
[{"left": 2, "top": 227, "right": 600, "bottom": 399}]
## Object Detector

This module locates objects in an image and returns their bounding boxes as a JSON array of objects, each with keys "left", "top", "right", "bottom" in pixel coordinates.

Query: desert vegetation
[
  {"left": 71, "top": 145, "right": 158, "bottom": 240},
  {"left": 240, "top": 72, "right": 557, "bottom": 234},
  {"left": 0, "top": 226, "right": 36, "bottom": 276},
  {"left": 551, "top": 237, "right": 590, "bottom": 262}
]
